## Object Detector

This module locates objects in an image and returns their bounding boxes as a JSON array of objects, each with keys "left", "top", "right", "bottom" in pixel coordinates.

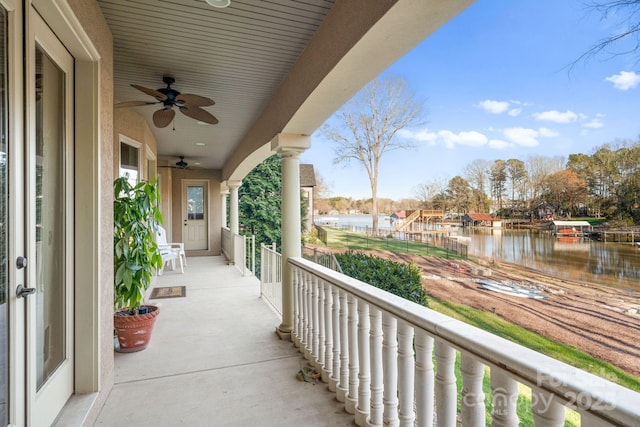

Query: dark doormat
[{"left": 150, "top": 286, "right": 186, "bottom": 299}]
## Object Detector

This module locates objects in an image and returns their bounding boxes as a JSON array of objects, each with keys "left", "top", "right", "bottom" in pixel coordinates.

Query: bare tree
[
  {"left": 573, "top": 1, "right": 640, "bottom": 67},
  {"left": 322, "top": 76, "right": 424, "bottom": 233}
]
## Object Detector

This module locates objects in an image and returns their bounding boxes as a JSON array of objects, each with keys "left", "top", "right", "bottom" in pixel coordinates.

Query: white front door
[
  {"left": 183, "top": 181, "right": 208, "bottom": 250},
  {"left": 26, "top": 10, "right": 74, "bottom": 427}
]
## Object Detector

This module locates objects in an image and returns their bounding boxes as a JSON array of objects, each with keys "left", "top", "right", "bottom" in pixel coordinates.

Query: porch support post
[
  {"left": 228, "top": 180, "right": 242, "bottom": 265},
  {"left": 272, "top": 133, "right": 310, "bottom": 339},
  {"left": 220, "top": 187, "right": 229, "bottom": 228}
]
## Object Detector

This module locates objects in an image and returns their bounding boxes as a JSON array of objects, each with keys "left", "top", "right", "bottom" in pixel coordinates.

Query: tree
[
  {"left": 322, "top": 75, "right": 424, "bottom": 233},
  {"left": 574, "top": 1, "right": 640, "bottom": 66},
  {"left": 239, "top": 155, "right": 282, "bottom": 248},
  {"left": 447, "top": 176, "right": 472, "bottom": 214},
  {"left": 506, "top": 158, "right": 527, "bottom": 216},
  {"left": 490, "top": 160, "right": 508, "bottom": 214}
]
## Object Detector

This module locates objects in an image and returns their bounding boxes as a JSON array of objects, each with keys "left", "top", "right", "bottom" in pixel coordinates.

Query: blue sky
[{"left": 301, "top": 0, "right": 640, "bottom": 200}]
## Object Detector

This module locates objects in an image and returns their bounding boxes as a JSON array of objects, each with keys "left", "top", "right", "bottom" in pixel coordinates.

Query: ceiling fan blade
[
  {"left": 179, "top": 106, "right": 218, "bottom": 125},
  {"left": 115, "top": 100, "right": 158, "bottom": 108},
  {"left": 131, "top": 84, "right": 168, "bottom": 101},
  {"left": 175, "top": 93, "right": 215, "bottom": 107},
  {"left": 153, "top": 108, "right": 176, "bottom": 128}
]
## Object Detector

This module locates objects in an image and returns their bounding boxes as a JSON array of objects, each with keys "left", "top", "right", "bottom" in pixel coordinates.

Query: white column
[
  {"left": 531, "top": 388, "right": 565, "bottom": 427},
  {"left": 414, "top": 330, "right": 434, "bottom": 427},
  {"left": 330, "top": 286, "right": 341, "bottom": 392},
  {"left": 355, "top": 302, "right": 371, "bottom": 427},
  {"left": 460, "top": 352, "right": 485, "bottom": 426},
  {"left": 220, "top": 188, "right": 229, "bottom": 228},
  {"left": 322, "top": 282, "right": 333, "bottom": 384},
  {"left": 369, "top": 308, "right": 383, "bottom": 427},
  {"left": 345, "top": 294, "right": 359, "bottom": 414},
  {"left": 435, "top": 339, "right": 457, "bottom": 427},
  {"left": 382, "top": 313, "right": 399, "bottom": 427},
  {"left": 336, "top": 290, "right": 349, "bottom": 403},
  {"left": 272, "top": 133, "right": 310, "bottom": 339},
  {"left": 397, "top": 321, "right": 415, "bottom": 427},
  {"left": 490, "top": 368, "right": 519, "bottom": 427},
  {"left": 227, "top": 180, "right": 241, "bottom": 265}
]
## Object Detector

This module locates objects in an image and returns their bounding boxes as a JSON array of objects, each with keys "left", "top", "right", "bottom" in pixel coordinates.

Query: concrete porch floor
[{"left": 95, "top": 256, "right": 353, "bottom": 426}]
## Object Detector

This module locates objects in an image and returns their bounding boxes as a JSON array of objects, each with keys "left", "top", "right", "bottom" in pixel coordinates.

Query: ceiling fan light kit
[
  {"left": 115, "top": 76, "right": 218, "bottom": 128},
  {"left": 205, "top": 0, "right": 230, "bottom": 8}
]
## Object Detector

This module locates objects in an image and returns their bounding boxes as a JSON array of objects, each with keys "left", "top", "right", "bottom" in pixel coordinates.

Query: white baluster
[
  {"left": 355, "top": 301, "right": 370, "bottom": 427},
  {"left": 415, "top": 330, "right": 434, "bottom": 427},
  {"left": 337, "top": 290, "right": 349, "bottom": 402},
  {"left": 301, "top": 272, "right": 311, "bottom": 360},
  {"left": 292, "top": 267, "right": 300, "bottom": 347},
  {"left": 345, "top": 294, "right": 359, "bottom": 415},
  {"left": 310, "top": 274, "right": 319, "bottom": 367},
  {"left": 307, "top": 272, "right": 315, "bottom": 359},
  {"left": 369, "top": 308, "right": 383, "bottom": 427},
  {"left": 382, "top": 312, "right": 399, "bottom": 427},
  {"left": 435, "top": 340, "right": 457, "bottom": 427},
  {"left": 322, "top": 282, "right": 333, "bottom": 384},
  {"left": 490, "top": 368, "right": 519, "bottom": 427},
  {"left": 329, "top": 285, "right": 340, "bottom": 392},
  {"left": 316, "top": 277, "right": 325, "bottom": 370},
  {"left": 531, "top": 388, "right": 565, "bottom": 427},
  {"left": 460, "top": 352, "right": 485, "bottom": 426},
  {"left": 397, "top": 321, "right": 415, "bottom": 427}
]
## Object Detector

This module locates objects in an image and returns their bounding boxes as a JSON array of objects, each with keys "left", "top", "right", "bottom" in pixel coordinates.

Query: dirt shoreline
[{"left": 305, "top": 245, "right": 640, "bottom": 379}]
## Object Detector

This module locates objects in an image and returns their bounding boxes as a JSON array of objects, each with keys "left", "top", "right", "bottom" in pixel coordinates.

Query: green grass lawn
[{"left": 323, "top": 227, "right": 466, "bottom": 260}]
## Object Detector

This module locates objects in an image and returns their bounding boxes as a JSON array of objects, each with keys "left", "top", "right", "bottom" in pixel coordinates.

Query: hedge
[{"left": 335, "top": 251, "right": 428, "bottom": 307}]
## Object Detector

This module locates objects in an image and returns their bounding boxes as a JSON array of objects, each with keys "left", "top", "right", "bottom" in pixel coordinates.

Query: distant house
[
  {"left": 300, "top": 164, "right": 316, "bottom": 232},
  {"left": 390, "top": 210, "right": 406, "bottom": 226},
  {"left": 462, "top": 212, "right": 502, "bottom": 228}
]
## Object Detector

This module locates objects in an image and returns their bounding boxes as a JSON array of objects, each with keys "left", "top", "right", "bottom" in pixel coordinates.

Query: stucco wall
[{"left": 113, "top": 109, "right": 158, "bottom": 180}]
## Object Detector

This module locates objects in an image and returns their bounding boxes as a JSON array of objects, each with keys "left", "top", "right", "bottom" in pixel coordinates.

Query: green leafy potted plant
[{"left": 113, "top": 176, "right": 164, "bottom": 352}]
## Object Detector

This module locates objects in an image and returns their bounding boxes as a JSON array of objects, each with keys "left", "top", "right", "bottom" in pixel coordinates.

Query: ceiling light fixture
[
  {"left": 195, "top": 142, "right": 206, "bottom": 146},
  {"left": 205, "top": 0, "right": 230, "bottom": 8}
]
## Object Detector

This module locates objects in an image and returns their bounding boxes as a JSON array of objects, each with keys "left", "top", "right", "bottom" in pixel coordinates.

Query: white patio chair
[{"left": 155, "top": 226, "right": 185, "bottom": 274}]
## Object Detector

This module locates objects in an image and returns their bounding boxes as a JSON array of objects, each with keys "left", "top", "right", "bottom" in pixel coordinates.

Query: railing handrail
[{"left": 288, "top": 256, "right": 639, "bottom": 426}]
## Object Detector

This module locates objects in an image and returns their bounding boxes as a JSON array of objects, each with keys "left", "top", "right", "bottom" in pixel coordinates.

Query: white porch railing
[
  {"left": 221, "top": 226, "right": 231, "bottom": 259},
  {"left": 233, "top": 233, "right": 255, "bottom": 276},
  {"left": 289, "top": 256, "right": 640, "bottom": 427},
  {"left": 260, "top": 243, "right": 282, "bottom": 315}
]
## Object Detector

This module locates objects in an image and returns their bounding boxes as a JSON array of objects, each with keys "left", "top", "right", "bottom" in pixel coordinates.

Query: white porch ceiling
[{"left": 98, "top": 0, "right": 335, "bottom": 170}]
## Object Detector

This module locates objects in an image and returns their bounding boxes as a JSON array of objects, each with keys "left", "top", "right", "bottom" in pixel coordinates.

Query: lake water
[{"left": 316, "top": 215, "right": 640, "bottom": 291}]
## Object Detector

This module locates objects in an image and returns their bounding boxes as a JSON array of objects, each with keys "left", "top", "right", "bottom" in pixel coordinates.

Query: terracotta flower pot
[{"left": 113, "top": 305, "right": 160, "bottom": 352}]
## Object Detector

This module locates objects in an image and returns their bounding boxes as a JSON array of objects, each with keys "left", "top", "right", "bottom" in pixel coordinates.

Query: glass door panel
[{"left": 34, "top": 44, "right": 66, "bottom": 389}]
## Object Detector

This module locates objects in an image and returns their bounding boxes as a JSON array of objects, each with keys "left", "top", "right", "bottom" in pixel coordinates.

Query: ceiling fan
[
  {"left": 115, "top": 76, "right": 218, "bottom": 128},
  {"left": 159, "top": 156, "right": 190, "bottom": 169}
]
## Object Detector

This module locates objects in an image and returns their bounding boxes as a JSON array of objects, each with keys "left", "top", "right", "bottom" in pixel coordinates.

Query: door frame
[
  {"left": 2, "top": 1, "right": 103, "bottom": 426},
  {"left": 182, "top": 180, "right": 209, "bottom": 251}
]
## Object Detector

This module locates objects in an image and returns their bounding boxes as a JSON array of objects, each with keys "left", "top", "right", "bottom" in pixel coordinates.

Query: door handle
[{"left": 16, "top": 284, "right": 36, "bottom": 298}]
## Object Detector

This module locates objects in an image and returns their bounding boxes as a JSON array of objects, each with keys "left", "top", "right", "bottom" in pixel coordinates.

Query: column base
[
  {"left": 355, "top": 407, "right": 369, "bottom": 427},
  {"left": 275, "top": 326, "right": 292, "bottom": 341},
  {"left": 345, "top": 395, "right": 357, "bottom": 414},
  {"left": 336, "top": 385, "right": 348, "bottom": 403}
]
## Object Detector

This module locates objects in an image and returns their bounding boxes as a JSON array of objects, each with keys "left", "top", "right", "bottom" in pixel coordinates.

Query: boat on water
[{"left": 477, "top": 279, "right": 548, "bottom": 299}]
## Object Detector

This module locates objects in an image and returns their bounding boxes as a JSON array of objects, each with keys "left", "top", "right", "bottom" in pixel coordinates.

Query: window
[{"left": 119, "top": 136, "right": 141, "bottom": 184}]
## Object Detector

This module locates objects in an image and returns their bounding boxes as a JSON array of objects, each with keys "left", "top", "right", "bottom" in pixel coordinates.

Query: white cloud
[
  {"left": 503, "top": 127, "right": 540, "bottom": 147},
  {"left": 398, "top": 128, "right": 437, "bottom": 144},
  {"left": 476, "top": 100, "right": 510, "bottom": 114},
  {"left": 533, "top": 110, "right": 578, "bottom": 123},
  {"left": 488, "top": 139, "right": 512, "bottom": 149},
  {"left": 438, "top": 130, "right": 488, "bottom": 148},
  {"left": 538, "top": 127, "right": 559, "bottom": 137},
  {"left": 605, "top": 71, "right": 640, "bottom": 90},
  {"left": 508, "top": 108, "right": 522, "bottom": 117},
  {"left": 583, "top": 119, "right": 604, "bottom": 128}
]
